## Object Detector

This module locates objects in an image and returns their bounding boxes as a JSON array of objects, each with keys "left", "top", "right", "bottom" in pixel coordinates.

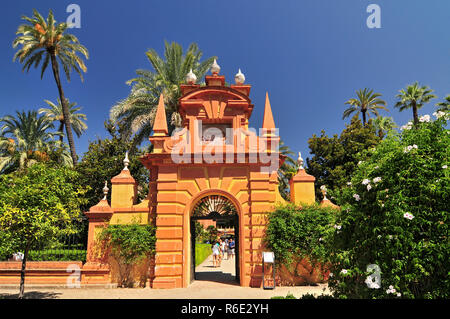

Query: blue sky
[{"left": 1, "top": 0, "right": 449, "bottom": 161}]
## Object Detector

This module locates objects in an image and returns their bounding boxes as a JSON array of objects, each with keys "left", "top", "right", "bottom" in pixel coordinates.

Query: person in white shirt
[{"left": 221, "top": 240, "right": 228, "bottom": 260}]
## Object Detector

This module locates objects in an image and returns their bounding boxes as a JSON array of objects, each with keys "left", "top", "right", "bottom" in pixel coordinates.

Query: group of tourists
[{"left": 211, "top": 237, "right": 235, "bottom": 267}]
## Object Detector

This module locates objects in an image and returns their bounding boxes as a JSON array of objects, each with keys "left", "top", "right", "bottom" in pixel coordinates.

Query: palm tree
[
  {"left": 436, "top": 95, "right": 450, "bottom": 112},
  {"left": 110, "top": 41, "right": 215, "bottom": 146},
  {"left": 278, "top": 140, "right": 298, "bottom": 201},
  {"left": 343, "top": 88, "right": 388, "bottom": 126},
  {"left": 0, "top": 110, "right": 71, "bottom": 174},
  {"left": 395, "top": 82, "right": 437, "bottom": 126},
  {"left": 373, "top": 116, "right": 397, "bottom": 139},
  {"left": 13, "top": 9, "right": 89, "bottom": 164},
  {"left": 38, "top": 98, "right": 87, "bottom": 142}
]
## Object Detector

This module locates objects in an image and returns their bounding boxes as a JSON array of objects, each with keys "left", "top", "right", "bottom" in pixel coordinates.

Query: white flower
[
  {"left": 353, "top": 194, "right": 361, "bottom": 201},
  {"left": 329, "top": 273, "right": 333, "bottom": 277},
  {"left": 386, "top": 286, "right": 397, "bottom": 294},
  {"left": 396, "top": 292, "right": 401, "bottom": 297},
  {"left": 347, "top": 182, "right": 352, "bottom": 186},
  {"left": 388, "top": 235, "right": 393, "bottom": 240},
  {"left": 403, "top": 212, "right": 415, "bottom": 220},
  {"left": 443, "top": 165, "right": 448, "bottom": 169},
  {"left": 374, "top": 166, "right": 379, "bottom": 170},
  {"left": 419, "top": 114, "right": 431, "bottom": 122},
  {"left": 400, "top": 122, "right": 413, "bottom": 130},
  {"left": 433, "top": 111, "right": 446, "bottom": 119},
  {"left": 340, "top": 269, "right": 348, "bottom": 274},
  {"left": 319, "top": 237, "right": 323, "bottom": 241},
  {"left": 334, "top": 224, "right": 342, "bottom": 230},
  {"left": 377, "top": 235, "right": 381, "bottom": 239},
  {"left": 367, "top": 184, "right": 372, "bottom": 191},
  {"left": 373, "top": 177, "right": 382, "bottom": 183},
  {"left": 358, "top": 161, "right": 363, "bottom": 165},
  {"left": 362, "top": 179, "right": 370, "bottom": 185},
  {"left": 404, "top": 145, "right": 417, "bottom": 153}
]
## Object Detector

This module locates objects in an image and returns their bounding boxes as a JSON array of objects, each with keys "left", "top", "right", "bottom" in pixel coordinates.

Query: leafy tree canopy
[
  {"left": 76, "top": 121, "right": 149, "bottom": 211},
  {"left": 306, "top": 115, "right": 381, "bottom": 202},
  {"left": 0, "top": 163, "right": 87, "bottom": 257}
]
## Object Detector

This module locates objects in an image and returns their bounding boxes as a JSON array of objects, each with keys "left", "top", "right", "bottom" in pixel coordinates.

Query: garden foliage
[{"left": 264, "top": 204, "right": 337, "bottom": 282}]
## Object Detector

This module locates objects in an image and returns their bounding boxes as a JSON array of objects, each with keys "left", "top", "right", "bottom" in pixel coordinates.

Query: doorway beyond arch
[{"left": 184, "top": 190, "right": 243, "bottom": 287}]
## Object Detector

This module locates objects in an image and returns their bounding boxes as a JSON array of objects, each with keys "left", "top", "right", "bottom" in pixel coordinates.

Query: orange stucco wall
[{"left": 145, "top": 164, "right": 279, "bottom": 288}]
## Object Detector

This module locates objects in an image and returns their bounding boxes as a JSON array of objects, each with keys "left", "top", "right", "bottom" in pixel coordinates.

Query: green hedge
[
  {"left": 28, "top": 249, "right": 87, "bottom": 262},
  {"left": 195, "top": 243, "right": 211, "bottom": 266},
  {"left": 264, "top": 203, "right": 337, "bottom": 271}
]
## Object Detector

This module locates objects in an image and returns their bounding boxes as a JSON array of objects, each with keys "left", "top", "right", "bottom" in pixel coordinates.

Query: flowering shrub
[{"left": 328, "top": 113, "right": 449, "bottom": 298}]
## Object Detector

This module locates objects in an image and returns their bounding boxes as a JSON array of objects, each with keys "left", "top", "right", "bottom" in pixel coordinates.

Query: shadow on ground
[
  {"left": 0, "top": 291, "right": 61, "bottom": 299},
  {"left": 194, "top": 271, "right": 239, "bottom": 286}
]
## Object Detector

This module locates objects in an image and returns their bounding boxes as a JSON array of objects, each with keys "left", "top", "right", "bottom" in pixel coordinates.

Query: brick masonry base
[{"left": 0, "top": 261, "right": 110, "bottom": 285}]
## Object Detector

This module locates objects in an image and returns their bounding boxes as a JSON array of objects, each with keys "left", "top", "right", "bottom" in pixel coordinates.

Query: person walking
[
  {"left": 212, "top": 241, "right": 220, "bottom": 267},
  {"left": 229, "top": 238, "right": 235, "bottom": 260},
  {"left": 221, "top": 239, "right": 228, "bottom": 260}
]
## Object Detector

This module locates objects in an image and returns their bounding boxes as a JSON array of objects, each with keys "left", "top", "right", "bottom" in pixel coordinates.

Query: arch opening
[{"left": 189, "top": 194, "right": 240, "bottom": 286}]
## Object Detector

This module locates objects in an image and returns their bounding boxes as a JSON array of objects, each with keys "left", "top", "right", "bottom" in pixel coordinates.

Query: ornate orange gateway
[{"left": 83, "top": 62, "right": 324, "bottom": 288}]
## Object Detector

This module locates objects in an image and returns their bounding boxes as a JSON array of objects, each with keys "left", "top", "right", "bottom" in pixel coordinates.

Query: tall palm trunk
[
  {"left": 412, "top": 102, "right": 419, "bottom": 127},
  {"left": 58, "top": 121, "right": 64, "bottom": 142},
  {"left": 361, "top": 110, "right": 367, "bottom": 126},
  {"left": 49, "top": 50, "right": 77, "bottom": 164}
]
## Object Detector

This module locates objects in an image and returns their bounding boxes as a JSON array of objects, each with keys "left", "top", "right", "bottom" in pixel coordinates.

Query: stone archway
[{"left": 189, "top": 194, "right": 240, "bottom": 285}]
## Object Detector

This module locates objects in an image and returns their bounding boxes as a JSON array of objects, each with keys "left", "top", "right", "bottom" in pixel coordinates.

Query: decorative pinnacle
[
  {"left": 123, "top": 151, "right": 130, "bottom": 170},
  {"left": 211, "top": 59, "right": 220, "bottom": 75},
  {"left": 102, "top": 181, "right": 109, "bottom": 200},
  {"left": 320, "top": 185, "right": 328, "bottom": 200},
  {"left": 186, "top": 68, "right": 197, "bottom": 84},
  {"left": 235, "top": 68, "right": 245, "bottom": 84},
  {"left": 297, "top": 152, "right": 304, "bottom": 170}
]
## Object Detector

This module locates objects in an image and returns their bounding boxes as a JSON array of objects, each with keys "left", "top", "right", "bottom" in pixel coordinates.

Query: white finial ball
[
  {"left": 123, "top": 151, "right": 130, "bottom": 170},
  {"left": 211, "top": 59, "right": 220, "bottom": 75},
  {"left": 235, "top": 68, "right": 245, "bottom": 85},
  {"left": 320, "top": 185, "right": 328, "bottom": 200},
  {"left": 186, "top": 69, "right": 197, "bottom": 84},
  {"left": 297, "top": 152, "right": 304, "bottom": 169},
  {"left": 102, "top": 181, "right": 109, "bottom": 200}
]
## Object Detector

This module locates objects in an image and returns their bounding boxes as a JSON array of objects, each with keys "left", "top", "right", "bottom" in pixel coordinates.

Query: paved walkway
[{"left": 0, "top": 255, "right": 329, "bottom": 299}]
